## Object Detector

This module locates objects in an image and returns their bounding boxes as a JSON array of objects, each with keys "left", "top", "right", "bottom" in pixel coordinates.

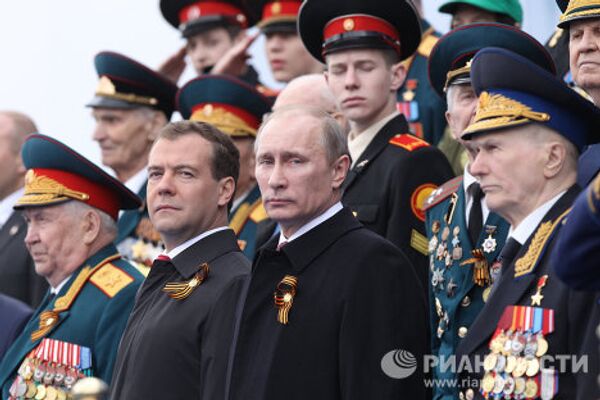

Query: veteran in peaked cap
[
  {"left": 428, "top": 23, "right": 556, "bottom": 100},
  {"left": 88, "top": 51, "right": 178, "bottom": 119},
  {"left": 16, "top": 134, "right": 141, "bottom": 216},
  {"left": 0, "top": 134, "right": 144, "bottom": 398},
  {"left": 298, "top": 0, "right": 422, "bottom": 63},
  {"left": 160, "top": 0, "right": 254, "bottom": 38},
  {"left": 454, "top": 48, "right": 600, "bottom": 399},
  {"left": 439, "top": 0, "right": 523, "bottom": 27},
  {"left": 462, "top": 48, "right": 600, "bottom": 149},
  {"left": 558, "top": 0, "right": 600, "bottom": 28},
  {"left": 178, "top": 74, "right": 271, "bottom": 259}
]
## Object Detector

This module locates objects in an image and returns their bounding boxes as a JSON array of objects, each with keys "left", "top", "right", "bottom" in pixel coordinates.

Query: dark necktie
[
  {"left": 468, "top": 183, "right": 484, "bottom": 244},
  {"left": 499, "top": 238, "right": 522, "bottom": 272}
]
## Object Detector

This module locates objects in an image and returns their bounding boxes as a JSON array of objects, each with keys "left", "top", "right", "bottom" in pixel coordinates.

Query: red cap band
[
  {"left": 191, "top": 103, "right": 261, "bottom": 130},
  {"left": 323, "top": 14, "right": 400, "bottom": 44},
  {"left": 179, "top": 1, "right": 248, "bottom": 28},
  {"left": 262, "top": 1, "right": 302, "bottom": 21}
]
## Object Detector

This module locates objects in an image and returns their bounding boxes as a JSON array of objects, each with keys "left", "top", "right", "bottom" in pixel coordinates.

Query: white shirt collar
[
  {"left": 166, "top": 226, "right": 230, "bottom": 259},
  {"left": 348, "top": 111, "right": 399, "bottom": 167},
  {"left": 124, "top": 168, "right": 147, "bottom": 195},
  {"left": 509, "top": 190, "right": 566, "bottom": 245},
  {"left": 0, "top": 187, "right": 24, "bottom": 227},
  {"left": 278, "top": 202, "right": 343, "bottom": 246},
  {"left": 51, "top": 275, "right": 71, "bottom": 295}
]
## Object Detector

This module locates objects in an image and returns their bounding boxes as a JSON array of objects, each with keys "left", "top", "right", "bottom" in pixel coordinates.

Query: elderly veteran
[
  {"left": 177, "top": 74, "right": 272, "bottom": 258},
  {"left": 0, "top": 134, "right": 144, "bottom": 399},
  {"left": 454, "top": 47, "right": 600, "bottom": 400},
  {"left": 423, "top": 23, "right": 556, "bottom": 400}
]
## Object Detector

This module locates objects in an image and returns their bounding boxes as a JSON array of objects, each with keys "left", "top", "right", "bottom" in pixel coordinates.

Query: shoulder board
[
  {"left": 514, "top": 208, "right": 571, "bottom": 278},
  {"left": 90, "top": 263, "right": 135, "bottom": 298},
  {"left": 389, "top": 133, "right": 430, "bottom": 152},
  {"left": 256, "top": 84, "right": 280, "bottom": 98},
  {"left": 53, "top": 254, "right": 121, "bottom": 311},
  {"left": 422, "top": 176, "right": 463, "bottom": 212},
  {"left": 417, "top": 30, "right": 439, "bottom": 58},
  {"left": 250, "top": 201, "right": 268, "bottom": 223}
]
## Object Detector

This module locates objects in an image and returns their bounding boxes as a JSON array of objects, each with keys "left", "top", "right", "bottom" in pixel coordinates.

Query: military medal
[
  {"left": 503, "top": 375, "right": 515, "bottom": 396},
  {"left": 483, "top": 353, "right": 497, "bottom": 371},
  {"left": 162, "top": 263, "right": 209, "bottom": 300},
  {"left": 505, "top": 355, "right": 517, "bottom": 374},
  {"left": 451, "top": 226, "right": 463, "bottom": 260},
  {"left": 432, "top": 269, "right": 445, "bottom": 291},
  {"left": 494, "top": 354, "right": 506, "bottom": 372},
  {"left": 25, "top": 381, "right": 37, "bottom": 398},
  {"left": 536, "top": 334, "right": 549, "bottom": 357},
  {"left": 526, "top": 357, "right": 540, "bottom": 377},
  {"left": 514, "top": 377, "right": 526, "bottom": 396},
  {"left": 274, "top": 275, "right": 298, "bottom": 325},
  {"left": 481, "top": 225, "right": 498, "bottom": 253},
  {"left": 530, "top": 275, "right": 548, "bottom": 306},
  {"left": 524, "top": 378, "right": 538, "bottom": 398},
  {"left": 46, "top": 386, "right": 58, "bottom": 400},
  {"left": 481, "top": 372, "right": 495, "bottom": 393},
  {"left": 34, "top": 384, "right": 46, "bottom": 400},
  {"left": 492, "top": 374, "right": 504, "bottom": 395},
  {"left": 446, "top": 278, "right": 457, "bottom": 298}
]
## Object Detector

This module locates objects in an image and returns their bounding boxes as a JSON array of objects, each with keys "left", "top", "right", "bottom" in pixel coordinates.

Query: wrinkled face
[
  {"left": 0, "top": 115, "right": 25, "bottom": 200},
  {"left": 468, "top": 127, "right": 545, "bottom": 221},
  {"left": 232, "top": 136, "right": 255, "bottom": 197},
  {"left": 255, "top": 114, "right": 344, "bottom": 236},
  {"left": 147, "top": 135, "right": 231, "bottom": 249},
  {"left": 265, "top": 31, "right": 322, "bottom": 82},
  {"left": 325, "top": 49, "right": 403, "bottom": 129},
  {"left": 445, "top": 84, "right": 478, "bottom": 159},
  {"left": 23, "top": 204, "right": 86, "bottom": 285},
  {"left": 92, "top": 108, "right": 154, "bottom": 175},
  {"left": 451, "top": 4, "right": 498, "bottom": 29},
  {"left": 187, "top": 27, "right": 236, "bottom": 74},
  {"left": 569, "top": 18, "right": 600, "bottom": 96}
]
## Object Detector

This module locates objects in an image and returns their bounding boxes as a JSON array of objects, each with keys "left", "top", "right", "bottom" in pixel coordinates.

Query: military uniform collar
[
  {"left": 509, "top": 190, "right": 566, "bottom": 245},
  {"left": 270, "top": 207, "right": 362, "bottom": 274},
  {"left": 348, "top": 111, "right": 399, "bottom": 166},
  {"left": 170, "top": 228, "right": 240, "bottom": 279}
]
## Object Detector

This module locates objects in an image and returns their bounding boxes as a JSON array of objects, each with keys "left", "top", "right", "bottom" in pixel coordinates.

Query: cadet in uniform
[
  {"left": 177, "top": 74, "right": 272, "bottom": 258},
  {"left": 423, "top": 23, "right": 556, "bottom": 400},
  {"left": 0, "top": 134, "right": 144, "bottom": 398},
  {"left": 110, "top": 121, "right": 250, "bottom": 400},
  {"left": 299, "top": 0, "right": 454, "bottom": 287},
  {"left": 455, "top": 48, "right": 600, "bottom": 399},
  {"left": 88, "top": 51, "right": 178, "bottom": 273}
]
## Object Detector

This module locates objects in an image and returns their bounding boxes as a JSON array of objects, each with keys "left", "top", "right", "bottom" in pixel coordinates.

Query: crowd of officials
[{"left": 0, "top": 0, "right": 599, "bottom": 399}]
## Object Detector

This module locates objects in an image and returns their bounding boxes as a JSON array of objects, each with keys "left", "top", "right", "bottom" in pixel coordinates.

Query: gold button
[
  {"left": 459, "top": 392, "right": 465, "bottom": 400},
  {"left": 271, "top": 2, "right": 281, "bottom": 14},
  {"left": 458, "top": 326, "right": 468, "bottom": 338},
  {"left": 465, "top": 388, "right": 474, "bottom": 400},
  {"left": 461, "top": 296, "right": 471, "bottom": 307},
  {"left": 343, "top": 18, "right": 355, "bottom": 31}
]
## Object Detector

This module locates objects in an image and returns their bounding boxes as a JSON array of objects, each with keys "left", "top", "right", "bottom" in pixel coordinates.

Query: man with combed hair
[
  {"left": 111, "top": 121, "right": 251, "bottom": 400},
  {"left": 228, "top": 106, "right": 428, "bottom": 399},
  {"left": 454, "top": 48, "right": 600, "bottom": 399},
  {"left": 0, "top": 111, "right": 48, "bottom": 307},
  {"left": 298, "top": 0, "right": 454, "bottom": 288},
  {"left": 0, "top": 134, "right": 144, "bottom": 398}
]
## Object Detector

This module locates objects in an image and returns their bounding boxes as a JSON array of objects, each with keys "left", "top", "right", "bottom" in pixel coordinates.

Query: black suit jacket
[
  {"left": 0, "top": 211, "right": 47, "bottom": 307},
  {"left": 229, "top": 207, "right": 429, "bottom": 400},
  {"left": 0, "top": 293, "right": 31, "bottom": 362},
  {"left": 110, "top": 229, "right": 250, "bottom": 400},
  {"left": 342, "top": 115, "right": 454, "bottom": 288},
  {"left": 456, "top": 186, "right": 597, "bottom": 398}
]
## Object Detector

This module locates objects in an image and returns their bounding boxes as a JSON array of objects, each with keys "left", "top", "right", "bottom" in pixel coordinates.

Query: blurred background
[{"left": 0, "top": 0, "right": 561, "bottom": 167}]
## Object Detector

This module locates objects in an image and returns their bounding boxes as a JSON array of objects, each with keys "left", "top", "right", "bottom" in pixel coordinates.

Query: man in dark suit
[
  {"left": 0, "top": 294, "right": 31, "bottom": 361},
  {"left": 228, "top": 106, "right": 428, "bottom": 399},
  {"left": 455, "top": 48, "right": 600, "bottom": 399},
  {"left": 87, "top": 51, "right": 178, "bottom": 274},
  {"left": 298, "top": 0, "right": 454, "bottom": 289},
  {"left": 0, "top": 134, "right": 144, "bottom": 398},
  {"left": 110, "top": 121, "right": 250, "bottom": 400},
  {"left": 0, "top": 111, "right": 47, "bottom": 307}
]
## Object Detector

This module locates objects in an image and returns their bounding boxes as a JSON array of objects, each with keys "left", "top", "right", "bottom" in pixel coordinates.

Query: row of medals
[
  {"left": 481, "top": 329, "right": 549, "bottom": 399},
  {"left": 10, "top": 358, "right": 83, "bottom": 400}
]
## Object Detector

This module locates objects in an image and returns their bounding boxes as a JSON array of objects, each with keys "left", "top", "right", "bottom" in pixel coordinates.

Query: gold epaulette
[
  {"left": 417, "top": 30, "right": 439, "bottom": 58},
  {"left": 250, "top": 202, "right": 268, "bottom": 223},
  {"left": 389, "top": 133, "right": 430, "bottom": 152},
  {"left": 90, "top": 263, "right": 135, "bottom": 298},
  {"left": 53, "top": 254, "right": 121, "bottom": 312},
  {"left": 229, "top": 197, "right": 266, "bottom": 234},
  {"left": 514, "top": 208, "right": 571, "bottom": 278}
]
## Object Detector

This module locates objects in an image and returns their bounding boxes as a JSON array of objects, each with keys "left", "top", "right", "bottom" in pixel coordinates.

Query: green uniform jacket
[{"left": 0, "top": 244, "right": 143, "bottom": 397}]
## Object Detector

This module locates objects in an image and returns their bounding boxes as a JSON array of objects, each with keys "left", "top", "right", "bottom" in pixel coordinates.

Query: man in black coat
[
  {"left": 0, "top": 111, "right": 47, "bottom": 307},
  {"left": 298, "top": 0, "right": 454, "bottom": 288},
  {"left": 110, "top": 121, "right": 251, "bottom": 400},
  {"left": 228, "top": 106, "right": 428, "bottom": 399},
  {"left": 455, "top": 48, "right": 600, "bottom": 399},
  {"left": 0, "top": 294, "right": 31, "bottom": 361}
]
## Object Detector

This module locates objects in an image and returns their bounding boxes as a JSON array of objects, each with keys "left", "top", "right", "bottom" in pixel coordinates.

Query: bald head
[
  {"left": 273, "top": 74, "right": 349, "bottom": 134},
  {"left": 0, "top": 111, "right": 37, "bottom": 200},
  {"left": 0, "top": 111, "right": 38, "bottom": 153}
]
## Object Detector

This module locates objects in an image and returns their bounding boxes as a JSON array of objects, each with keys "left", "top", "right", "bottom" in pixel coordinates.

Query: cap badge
[{"left": 343, "top": 18, "right": 355, "bottom": 31}]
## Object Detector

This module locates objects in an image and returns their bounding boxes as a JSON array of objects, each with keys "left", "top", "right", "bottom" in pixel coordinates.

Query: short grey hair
[
  {"left": 256, "top": 105, "right": 350, "bottom": 164},
  {"left": 63, "top": 201, "right": 118, "bottom": 239}
]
